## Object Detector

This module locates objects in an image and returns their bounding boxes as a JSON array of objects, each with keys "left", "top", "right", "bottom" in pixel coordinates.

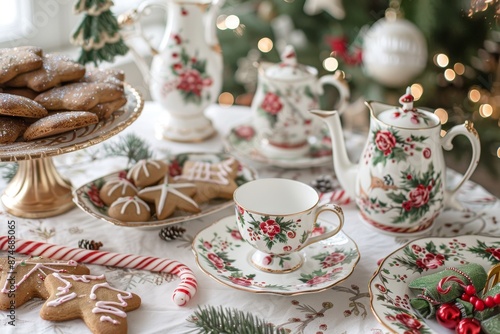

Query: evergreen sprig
[
  {"left": 187, "top": 305, "right": 286, "bottom": 334},
  {"left": 102, "top": 133, "right": 153, "bottom": 167}
]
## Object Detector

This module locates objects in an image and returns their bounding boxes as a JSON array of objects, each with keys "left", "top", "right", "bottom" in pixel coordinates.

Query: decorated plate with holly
[
  {"left": 369, "top": 235, "right": 500, "bottom": 333},
  {"left": 192, "top": 215, "right": 360, "bottom": 295},
  {"left": 73, "top": 153, "right": 257, "bottom": 228}
]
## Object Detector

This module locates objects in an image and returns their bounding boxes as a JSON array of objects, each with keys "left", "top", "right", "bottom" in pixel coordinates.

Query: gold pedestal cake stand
[{"left": 0, "top": 84, "right": 143, "bottom": 218}]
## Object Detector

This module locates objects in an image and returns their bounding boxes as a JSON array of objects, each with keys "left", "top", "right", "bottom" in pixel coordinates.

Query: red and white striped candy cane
[{"left": 0, "top": 236, "right": 197, "bottom": 306}]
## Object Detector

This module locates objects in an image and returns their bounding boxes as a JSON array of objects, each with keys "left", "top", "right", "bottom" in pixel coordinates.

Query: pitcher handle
[
  {"left": 118, "top": 0, "right": 168, "bottom": 85},
  {"left": 318, "top": 70, "right": 351, "bottom": 114},
  {"left": 302, "top": 204, "right": 344, "bottom": 248},
  {"left": 441, "top": 121, "right": 481, "bottom": 210}
]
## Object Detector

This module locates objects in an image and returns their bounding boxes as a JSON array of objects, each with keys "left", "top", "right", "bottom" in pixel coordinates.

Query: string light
[
  {"left": 257, "top": 37, "right": 273, "bottom": 52},
  {"left": 434, "top": 108, "right": 449, "bottom": 124},
  {"left": 444, "top": 69, "right": 456, "bottom": 81},
  {"left": 434, "top": 53, "right": 449, "bottom": 67},
  {"left": 225, "top": 15, "right": 240, "bottom": 30},
  {"left": 410, "top": 83, "right": 423, "bottom": 100},
  {"left": 323, "top": 57, "right": 339, "bottom": 72},
  {"left": 218, "top": 92, "right": 234, "bottom": 107}
]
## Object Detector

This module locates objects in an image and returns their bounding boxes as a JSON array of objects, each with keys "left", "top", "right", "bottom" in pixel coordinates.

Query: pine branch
[
  {"left": 0, "top": 163, "right": 18, "bottom": 182},
  {"left": 188, "top": 305, "right": 286, "bottom": 334},
  {"left": 102, "top": 133, "right": 153, "bottom": 167}
]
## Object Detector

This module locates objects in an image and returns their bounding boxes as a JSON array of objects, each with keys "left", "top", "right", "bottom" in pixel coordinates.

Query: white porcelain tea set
[{"left": 120, "top": 0, "right": 482, "bottom": 292}]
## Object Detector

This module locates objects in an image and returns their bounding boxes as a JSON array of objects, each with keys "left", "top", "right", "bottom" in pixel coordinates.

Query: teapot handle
[
  {"left": 118, "top": 0, "right": 168, "bottom": 85},
  {"left": 441, "top": 121, "right": 481, "bottom": 210},
  {"left": 318, "top": 70, "right": 351, "bottom": 114}
]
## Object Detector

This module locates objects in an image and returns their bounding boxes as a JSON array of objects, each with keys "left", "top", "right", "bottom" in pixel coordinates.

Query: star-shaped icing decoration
[
  {"left": 40, "top": 273, "right": 141, "bottom": 334},
  {"left": 0, "top": 46, "right": 43, "bottom": 84},
  {"left": 0, "top": 257, "right": 89, "bottom": 310},
  {"left": 303, "top": 0, "right": 345, "bottom": 19},
  {"left": 5, "top": 53, "right": 85, "bottom": 92},
  {"left": 138, "top": 177, "right": 200, "bottom": 219}
]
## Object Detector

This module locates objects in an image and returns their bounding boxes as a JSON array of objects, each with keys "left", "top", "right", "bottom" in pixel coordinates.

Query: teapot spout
[{"left": 310, "top": 110, "right": 358, "bottom": 199}]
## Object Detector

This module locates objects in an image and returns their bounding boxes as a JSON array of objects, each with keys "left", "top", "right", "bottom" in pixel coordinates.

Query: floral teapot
[
  {"left": 251, "top": 45, "right": 350, "bottom": 159},
  {"left": 119, "top": 0, "right": 224, "bottom": 142},
  {"left": 311, "top": 88, "right": 481, "bottom": 235}
]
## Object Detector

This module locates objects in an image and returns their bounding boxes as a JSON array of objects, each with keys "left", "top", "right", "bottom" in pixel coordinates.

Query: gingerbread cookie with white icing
[
  {"left": 127, "top": 159, "right": 169, "bottom": 188},
  {"left": 138, "top": 177, "right": 200, "bottom": 220},
  {"left": 174, "top": 157, "right": 240, "bottom": 203},
  {"left": 99, "top": 178, "right": 138, "bottom": 206},
  {"left": 0, "top": 257, "right": 90, "bottom": 310},
  {"left": 108, "top": 196, "right": 151, "bottom": 222},
  {"left": 40, "top": 273, "right": 141, "bottom": 334}
]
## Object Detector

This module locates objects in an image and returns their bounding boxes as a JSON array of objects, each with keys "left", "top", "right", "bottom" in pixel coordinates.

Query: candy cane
[{"left": 0, "top": 237, "right": 197, "bottom": 306}]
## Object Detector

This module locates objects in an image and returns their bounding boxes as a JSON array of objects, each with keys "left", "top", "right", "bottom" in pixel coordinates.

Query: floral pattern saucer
[
  {"left": 192, "top": 215, "right": 360, "bottom": 295},
  {"left": 369, "top": 235, "right": 500, "bottom": 333},
  {"left": 224, "top": 123, "right": 334, "bottom": 168},
  {"left": 73, "top": 153, "right": 257, "bottom": 228}
]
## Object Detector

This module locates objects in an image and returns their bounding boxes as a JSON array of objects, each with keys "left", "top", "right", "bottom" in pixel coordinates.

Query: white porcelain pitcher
[
  {"left": 120, "top": 0, "right": 224, "bottom": 142},
  {"left": 312, "top": 88, "right": 481, "bottom": 235},
  {"left": 251, "top": 45, "right": 350, "bottom": 159}
]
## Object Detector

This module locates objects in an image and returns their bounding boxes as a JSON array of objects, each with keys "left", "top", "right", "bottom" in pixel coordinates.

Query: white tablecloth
[{"left": 1, "top": 102, "right": 499, "bottom": 334}]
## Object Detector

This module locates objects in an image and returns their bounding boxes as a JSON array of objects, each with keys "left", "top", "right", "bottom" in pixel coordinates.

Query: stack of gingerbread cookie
[
  {"left": 100, "top": 157, "right": 240, "bottom": 222},
  {"left": 0, "top": 46, "right": 127, "bottom": 143},
  {"left": 0, "top": 257, "right": 141, "bottom": 334}
]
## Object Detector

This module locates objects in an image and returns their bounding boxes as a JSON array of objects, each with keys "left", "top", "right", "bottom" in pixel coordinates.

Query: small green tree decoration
[{"left": 71, "top": 0, "right": 129, "bottom": 66}]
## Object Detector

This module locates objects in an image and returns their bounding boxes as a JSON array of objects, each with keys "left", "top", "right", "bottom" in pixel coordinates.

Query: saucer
[
  {"left": 369, "top": 235, "right": 500, "bottom": 333},
  {"left": 192, "top": 216, "right": 360, "bottom": 295},
  {"left": 223, "top": 123, "right": 333, "bottom": 168}
]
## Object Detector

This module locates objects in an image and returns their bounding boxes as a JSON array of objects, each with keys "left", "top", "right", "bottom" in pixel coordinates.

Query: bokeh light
[
  {"left": 444, "top": 69, "right": 456, "bottom": 81},
  {"left": 225, "top": 15, "right": 240, "bottom": 30},
  {"left": 323, "top": 57, "right": 339, "bottom": 72},
  {"left": 469, "top": 88, "right": 481, "bottom": 102},
  {"left": 258, "top": 37, "right": 273, "bottom": 53},
  {"left": 218, "top": 92, "right": 234, "bottom": 107},
  {"left": 410, "top": 83, "right": 424, "bottom": 100},
  {"left": 435, "top": 53, "right": 449, "bottom": 67},
  {"left": 434, "top": 108, "right": 448, "bottom": 124},
  {"left": 454, "top": 62, "right": 465, "bottom": 75},
  {"left": 479, "top": 103, "right": 493, "bottom": 117}
]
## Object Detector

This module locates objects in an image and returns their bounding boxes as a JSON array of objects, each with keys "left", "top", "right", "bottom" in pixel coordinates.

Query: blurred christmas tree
[
  {"left": 217, "top": 0, "right": 500, "bottom": 177},
  {"left": 71, "top": 0, "right": 129, "bottom": 66}
]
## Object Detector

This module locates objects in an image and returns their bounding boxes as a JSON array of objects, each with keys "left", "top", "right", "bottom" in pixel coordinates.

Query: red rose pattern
[
  {"left": 260, "top": 92, "right": 283, "bottom": 115},
  {"left": 259, "top": 219, "right": 281, "bottom": 240},
  {"left": 486, "top": 248, "right": 500, "bottom": 261},
  {"left": 395, "top": 313, "right": 423, "bottom": 330},
  {"left": 375, "top": 130, "right": 397, "bottom": 155},
  {"left": 176, "top": 69, "right": 212, "bottom": 97},
  {"left": 416, "top": 253, "right": 445, "bottom": 269},
  {"left": 234, "top": 125, "right": 255, "bottom": 140},
  {"left": 321, "top": 252, "right": 346, "bottom": 268},
  {"left": 207, "top": 253, "right": 225, "bottom": 269},
  {"left": 402, "top": 184, "right": 431, "bottom": 211},
  {"left": 422, "top": 147, "right": 431, "bottom": 159},
  {"left": 228, "top": 276, "right": 253, "bottom": 287},
  {"left": 87, "top": 184, "right": 104, "bottom": 208}
]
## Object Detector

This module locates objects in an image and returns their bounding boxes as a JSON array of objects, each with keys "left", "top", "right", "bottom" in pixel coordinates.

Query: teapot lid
[
  {"left": 264, "top": 45, "right": 315, "bottom": 79},
  {"left": 376, "top": 87, "right": 440, "bottom": 128}
]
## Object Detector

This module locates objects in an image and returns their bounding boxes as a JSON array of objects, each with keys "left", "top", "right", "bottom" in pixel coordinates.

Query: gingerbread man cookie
[
  {"left": 40, "top": 273, "right": 141, "bottom": 334},
  {"left": 138, "top": 177, "right": 200, "bottom": 220},
  {"left": 0, "top": 257, "right": 90, "bottom": 310},
  {"left": 174, "top": 157, "right": 240, "bottom": 203},
  {"left": 0, "top": 46, "right": 43, "bottom": 84}
]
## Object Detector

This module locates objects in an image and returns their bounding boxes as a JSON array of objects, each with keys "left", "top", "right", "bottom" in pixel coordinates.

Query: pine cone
[
  {"left": 78, "top": 239, "right": 103, "bottom": 250},
  {"left": 159, "top": 226, "right": 186, "bottom": 241},
  {"left": 311, "top": 175, "right": 334, "bottom": 193}
]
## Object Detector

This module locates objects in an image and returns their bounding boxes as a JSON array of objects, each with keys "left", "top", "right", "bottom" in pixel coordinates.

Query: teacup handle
[
  {"left": 302, "top": 203, "right": 344, "bottom": 248},
  {"left": 441, "top": 121, "right": 481, "bottom": 210},
  {"left": 318, "top": 70, "right": 351, "bottom": 114}
]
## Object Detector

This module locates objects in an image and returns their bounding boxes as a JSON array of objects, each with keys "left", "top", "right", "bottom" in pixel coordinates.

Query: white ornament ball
[{"left": 362, "top": 18, "right": 427, "bottom": 88}]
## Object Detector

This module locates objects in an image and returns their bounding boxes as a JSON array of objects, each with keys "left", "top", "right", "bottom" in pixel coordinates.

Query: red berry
[
  {"left": 494, "top": 293, "right": 500, "bottom": 304},
  {"left": 469, "top": 296, "right": 478, "bottom": 304},
  {"left": 484, "top": 296, "right": 496, "bottom": 308},
  {"left": 465, "top": 285, "right": 476, "bottom": 295},
  {"left": 461, "top": 293, "right": 471, "bottom": 302},
  {"left": 474, "top": 299, "right": 485, "bottom": 311}
]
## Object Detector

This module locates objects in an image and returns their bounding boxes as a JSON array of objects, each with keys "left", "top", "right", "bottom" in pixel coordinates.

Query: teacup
[{"left": 233, "top": 178, "right": 344, "bottom": 273}]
